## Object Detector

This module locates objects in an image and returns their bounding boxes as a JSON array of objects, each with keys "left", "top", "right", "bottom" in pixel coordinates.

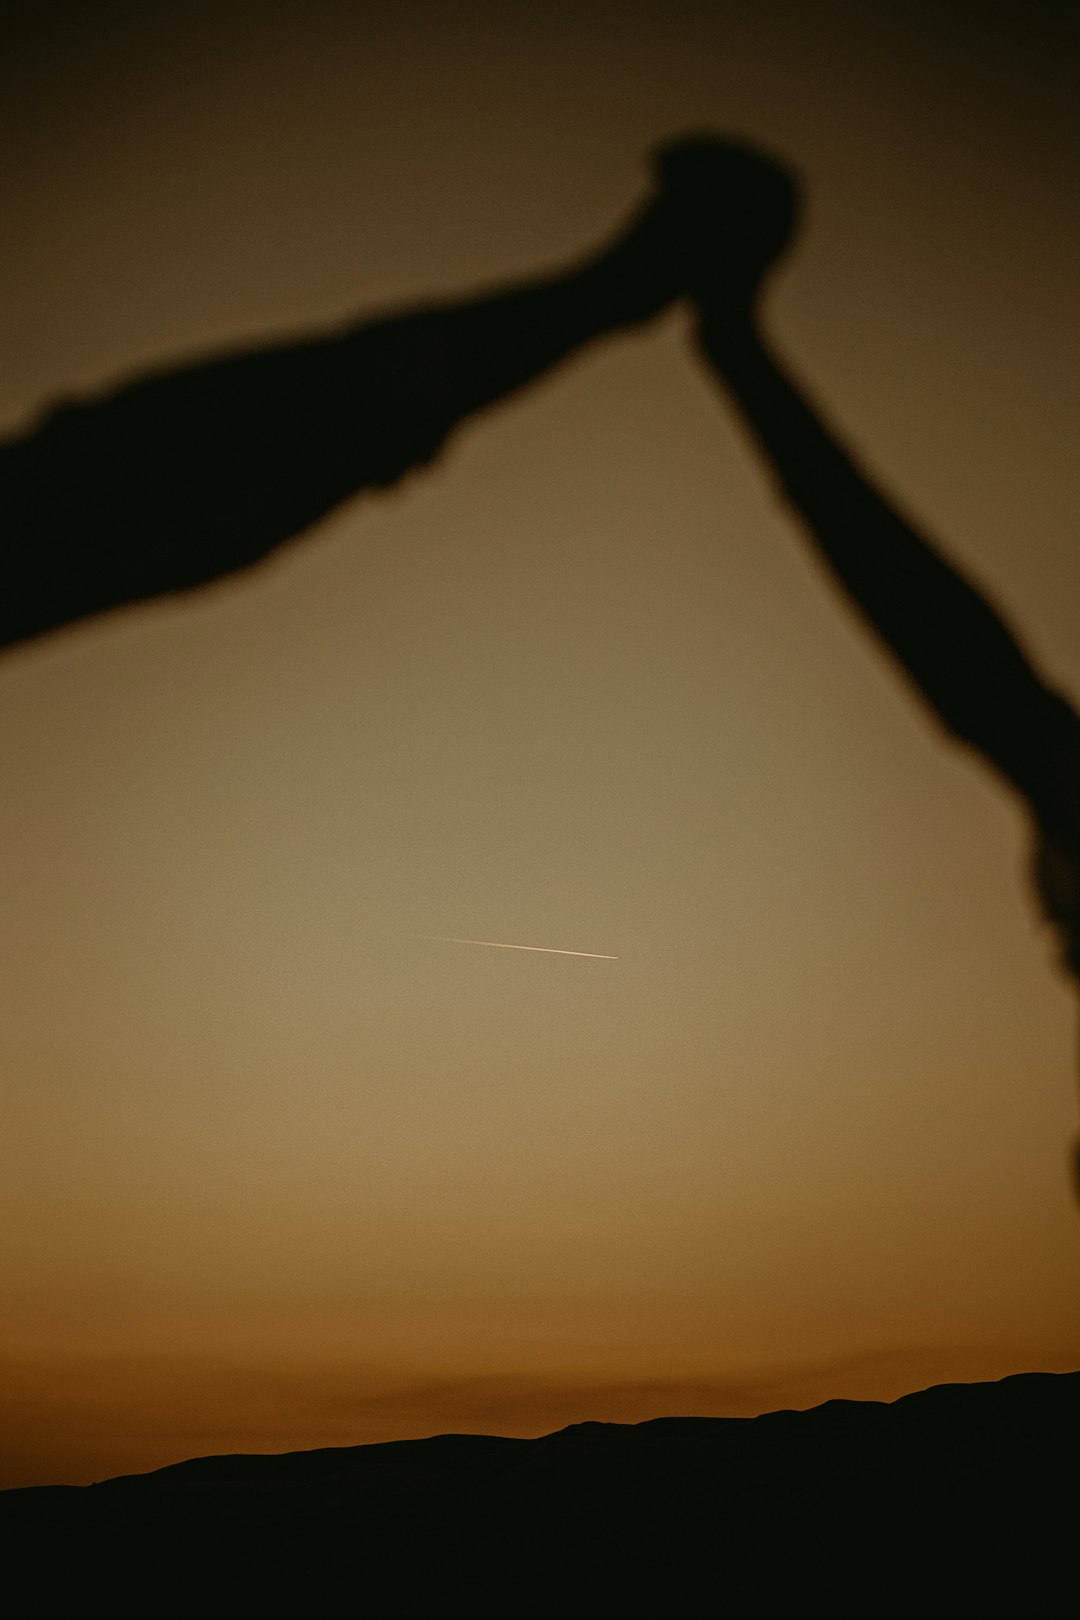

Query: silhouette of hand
[
  {"left": 588, "top": 135, "right": 799, "bottom": 327},
  {"left": 655, "top": 134, "right": 800, "bottom": 308}
]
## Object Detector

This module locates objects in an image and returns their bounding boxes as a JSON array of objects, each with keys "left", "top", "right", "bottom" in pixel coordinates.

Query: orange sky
[{"left": 2, "top": 0, "right": 1079, "bottom": 1488}]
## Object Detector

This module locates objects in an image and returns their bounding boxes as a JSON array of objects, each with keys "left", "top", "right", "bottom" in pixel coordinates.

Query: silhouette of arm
[
  {"left": 696, "top": 314, "right": 1080, "bottom": 833},
  {"left": 0, "top": 203, "right": 677, "bottom": 653}
]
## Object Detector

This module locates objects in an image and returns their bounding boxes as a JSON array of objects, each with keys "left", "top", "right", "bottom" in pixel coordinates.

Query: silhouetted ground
[{"left": 2, "top": 1372, "right": 1076, "bottom": 1609}]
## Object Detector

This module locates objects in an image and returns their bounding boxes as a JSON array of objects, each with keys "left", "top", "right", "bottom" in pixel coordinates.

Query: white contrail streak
[{"left": 416, "top": 935, "right": 618, "bottom": 960}]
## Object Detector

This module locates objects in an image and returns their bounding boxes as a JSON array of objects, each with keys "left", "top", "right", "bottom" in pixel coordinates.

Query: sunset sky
[{"left": 2, "top": 0, "right": 1079, "bottom": 1489}]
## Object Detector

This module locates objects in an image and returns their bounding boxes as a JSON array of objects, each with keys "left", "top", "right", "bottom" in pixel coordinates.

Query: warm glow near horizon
[{"left": 2, "top": 0, "right": 1079, "bottom": 1489}]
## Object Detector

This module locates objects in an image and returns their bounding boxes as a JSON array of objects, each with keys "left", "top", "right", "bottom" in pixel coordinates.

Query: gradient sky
[{"left": 2, "top": 0, "right": 1079, "bottom": 1488}]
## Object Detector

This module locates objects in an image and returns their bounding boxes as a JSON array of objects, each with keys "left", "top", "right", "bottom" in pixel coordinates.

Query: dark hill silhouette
[{"left": 2, "top": 1372, "right": 1077, "bottom": 1606}]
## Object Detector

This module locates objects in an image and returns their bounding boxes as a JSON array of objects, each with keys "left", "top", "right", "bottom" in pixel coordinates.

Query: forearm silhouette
[
  {"left": 0, "top": 160, "right": 710, "bottom": 653},
  {"left": 690, "top": 149, "right": 1080, "bottom": 1191},
  {"left": 696, "top": 318, "right": 1080, "bottom": 858}
]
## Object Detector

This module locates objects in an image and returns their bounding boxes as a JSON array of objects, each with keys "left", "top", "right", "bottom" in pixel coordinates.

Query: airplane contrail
[{"left": 416, "top": 935, "right": 618, "bottom": 960}]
